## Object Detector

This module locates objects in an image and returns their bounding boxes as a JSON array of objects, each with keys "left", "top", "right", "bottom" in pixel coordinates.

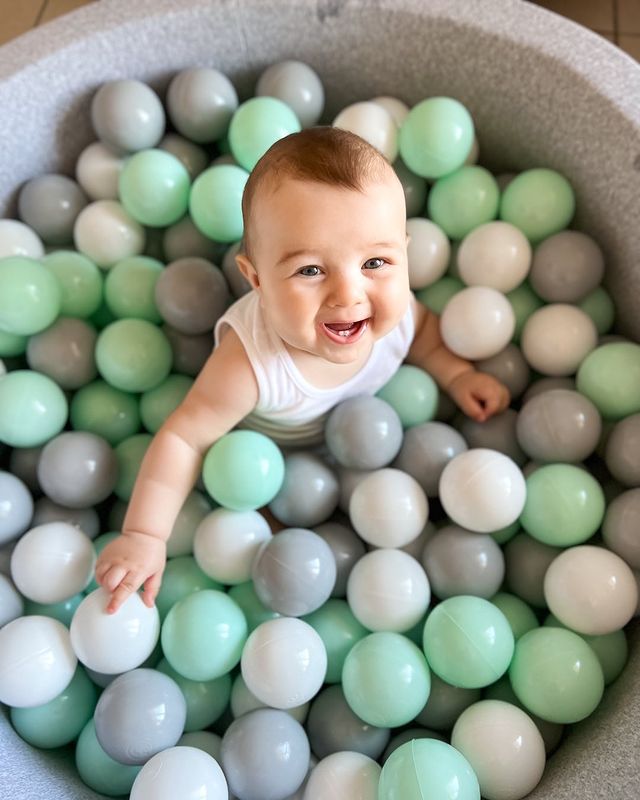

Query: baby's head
[{"left": 236, "top": 127, "right": 411, "bottom": 365}]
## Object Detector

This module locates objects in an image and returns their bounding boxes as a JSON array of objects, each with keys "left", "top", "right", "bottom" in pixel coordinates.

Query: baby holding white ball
[{"left": 96, "top": 126, "right": 510, "bottom": 613}]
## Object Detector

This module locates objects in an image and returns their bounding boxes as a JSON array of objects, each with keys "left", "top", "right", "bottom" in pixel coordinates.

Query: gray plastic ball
[
  {"left": 222, "top": 241, "right": 252, "bottom": 298},
  {"left": 94, "top": 668, "right": 186, "bottom": 765},
  {"left": 8, "top": 446, "right": 42, "bottom": 494},
  {"left": 529, "top": 230, "right": 605, "bottom": 302},
  {"left": 252, "top": 528, "right": 336, "bottom": 616},
  {"left": 0, "top": 471, "right": 33, "bottom": 546},
  {"left": 504, "top": 532, "right": 561, "bottom": 608},
  {"left": 415, "top": 672, "right": 481, "bottom": 731},
  {"left": 37, "top": 431, "right": 118, "bottom": 509},
  {"left": 91, "top": 79, "right": 165, "bottom": 152},
  {"left": 314, "top": 521, "right": 366, "bottom": 597},
  {"left": 256, "top": 60, "right": 324, "bottom": 128},
  {"left": 26, "top": 317, "right": 98, "bottom": 390},
  {"left": 306, "top": 684, "right": 390, "bottom": 760},
  {"left": 421, "top": 524, "right": 505, "bottom": 599},
  {"left": 163, "top": 215, "right": 221, "bottom": 262},
  {"left": 605, "top": 413, "right": 640, "bottom": 487},
  {"left": 221, "top": 708, "right": 310, "bottom": 800},
  {"left": 382, "top": 727, "right": 446, "bottom": 762},
  {"left": 475, "top": 343, "right": 531, "bottom": 399},
  {"left": 602, "top": 488, "right": 640, "bottom": 569},
  {"left": 517, "top": 388, "right": 602, "bottom": 463},
  {"left": 155, "top": 257, "right": 230, "bottom": 334},
  {"left": 167, "top": 67, "right": 239, "bottom": 143},
  {"left": 394, "top": 421, "right": 467, "bottom": 496},
  {"left": 18, "top": 173, "right": 88, "bottom": 245},
  {"left": 163, "top": 324, "right": 212, "bottom": 376},
  {"left": 32, "top": 497, "right": 101, "bottom": 540},
  {"left": 459, "top": 409, "right": 527, "bottom": 466},
  {"left": 269, "top": 452, "right": 339, "bottom": 528},
  {"left": 159, "top": 133, "right": 209, "bottom": 180},
  {"left": 394, "top": 158, "right": 428, "bottom": 218},
  {"left": 521, "top": 376, "right": 576, "bottom": 404},
  {"left": 336, "top": 465, "right": 372, "bottom": 513},
  {"left": 325, "top": 396, "right": 403, "bottom": 470}
]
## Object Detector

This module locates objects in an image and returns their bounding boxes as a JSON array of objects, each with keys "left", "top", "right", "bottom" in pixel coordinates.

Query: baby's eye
[
  {"left": 298, "top": 265, "right": 321, "bottom": 277},
  {"left": 363, "top": 257, "right": 386, "bottom": 270}
]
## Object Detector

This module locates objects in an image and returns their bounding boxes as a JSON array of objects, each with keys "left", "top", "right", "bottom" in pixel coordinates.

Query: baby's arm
[
  {"left": 95, "top": 330, "right": 259, "bottom": 613},
  {"left": 406, "top": 298, "right": 510, "bottom": 422}
]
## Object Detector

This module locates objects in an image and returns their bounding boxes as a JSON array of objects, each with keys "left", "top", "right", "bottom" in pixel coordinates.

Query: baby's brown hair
[{"left": 241, "top": 126, "right": 392, "bottom": 259}]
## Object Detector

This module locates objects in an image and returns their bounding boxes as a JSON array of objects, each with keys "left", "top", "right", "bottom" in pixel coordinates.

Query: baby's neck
[{"left": 285, "top": 342, "right": 373, "bottom": 389}]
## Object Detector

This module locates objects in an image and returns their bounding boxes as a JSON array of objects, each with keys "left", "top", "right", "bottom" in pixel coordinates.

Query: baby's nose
[{"left": 326, "top": 271, "right": 365, "bottom": 308}]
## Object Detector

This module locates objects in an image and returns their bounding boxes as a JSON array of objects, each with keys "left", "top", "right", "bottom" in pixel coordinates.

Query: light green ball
[
  {"left": 416, "top": 276, "right": 465, "bottom": 315},
  {"left": 70, "top": 379, "right": 141, "bottom": 445},
  {"left": 519, "top": 464, "right": 605, "bottom": 546},
  {"left": 506, "top": 282, "right": 544, "bottom": 342},
  {"left": 189, "top": 164, "right": 249, "bottom": 242},
  {"left": 499, "top": 168, "right": 575, "bottom": 243},
  {"left": 509, "top": 627, "right": 604, "bottom": 723},
  {"left": 0, "top": 369, "right": 68, "bottom": 446},
  {"left": 156, "top": 657, "right": 232, "bottom": 732},
  {"left": 427, "top": 166, "right": 499, "bottom": 240},
  {"left": 303, "top": 598, "right": 368, "bottom": 683},
  {"left": 24, "top": 592, "right": 84, "bottom": 627},
  {"left": 228, "top": 96, "right": 301, "bottom": 171},
  {"left": 119, "top": 148, "right": 190, "bottom": 227},
  {"left": 0, "top": 328, "right": 27, "bottom": 357},
  {"left": 227, "top": 581, "right": 281, "bottom": 632},
  {"left": 579, "top": 287, "right": 615, "bottom": 335},
  {"left": 42, "top": 250, "right": 103, "bottom": 319},
  {"left": 113, "top": 433, "right": 152, "bottom": 501},
  {"left": 140, "top": 373, "right": 193, "bottom": 433},
  {"left": 490, "top": 520, "right": 520, "bottom": 546},
  {"left": 490, "top": 592, "right": 539, "bottom": 641},
  {"left": 379, "top": 738, "right": 480, "bottom": 800},
  {"left": 75, "top": 719, "right": 141, "bottom": 796},
  {"left": 155, "top": 556, "right": 223, "bottom": 621},
  {"left": 342, "top": 631, "right": 431, "bottom": 727},
  {"left": 104, "top": 256, "right": 164, "bottom": 322},
  {"left": 0, "top": 255, "right": 61, "bottom": 335},
  {"left": 161, "top": 589, "right": 248, "bottom": 681},
  {"left": 377, "top": 364, "right": 439, "bottom": 428},
  {"left": 95, "top": 318, "right": 172, "bottom": 392},
  {"left": 576, "top": 342, "right": 640, "bottom": 420},
  {"left": 399, "top": 96, "right": 475, "bottom": 179}
]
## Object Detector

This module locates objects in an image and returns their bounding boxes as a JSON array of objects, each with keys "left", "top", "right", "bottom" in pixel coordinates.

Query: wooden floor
[{"left": 0, "top": 0, "right": 639, "bottom": 60}]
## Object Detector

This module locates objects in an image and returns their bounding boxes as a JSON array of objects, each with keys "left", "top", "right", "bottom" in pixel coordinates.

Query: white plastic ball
[
  {"left": 440, "top": 286, "right": 516, "bottom": 360},
  {"left": 10, "top": 521, "right": 96, "bottom": 604},
  {"left": 406, "top": 217, "right": 451, "bottom": 289},
  {"left": 304, "top": 751, "right": 381, "bottom": 800},
  {"left": 241, "top": 617, "right": 327, "bottom": 709},
  {"left": 0, "top": 219, "right": 44, "bottom": 259},
  {"left": 544, "top": 545, "right": 638, "bottom": 635},
  {"left": 451, "top": 700, "right": 546, "bottom": 800},
  {"left": 70, "top": 587, "right": 160, "bottom": 674},
  {"left": 194, "top": 507, "right": 272, "bottom": 584},
  {"left": 457, "top": 221, "right": 532, "bottom": 292},
  {"left": 130, "top": 746, "right": 228, "bottom": 800},
  {"left": 0, "top": 574, "right": 24, "bottom": 628},
  {"left": 73, "top": 199, "right": 145, "bottom": 269},
  {"left": 370, "top": 95, "right": 410, "bottom": 126},
  {"left": 349, "top": 468, "right": 429, "bottom": 548},
  {"left": 0, "top": 615, "right": 77, "bottom": 707},
  {"left": 439, "top": 449, "right": 526, "bottom": 533},
  {"left": 0, "top": 470, "right": 33, "bottom": 546},
  {"left": 521, "top": 304, "right": 598, "bottom": 376},
  {"left": 230, "top": 673, "right": 309, "bottom": 724},
  {"left": 333, "top": 101, "right": 399, "bottom": 162},
  {"left": 346, "top": 548, "right": 431, "bottom": 632},
  {"left": 75, "top": 141, "right": 124, "bottom": 200}
]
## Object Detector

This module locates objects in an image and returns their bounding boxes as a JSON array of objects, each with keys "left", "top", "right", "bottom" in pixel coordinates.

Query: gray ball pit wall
[{"left": 1, "top": 0, "right": 639, "bottom": 797}]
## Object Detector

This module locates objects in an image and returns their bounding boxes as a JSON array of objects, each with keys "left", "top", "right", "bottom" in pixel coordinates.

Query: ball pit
[{"left": 1, "top": 1, "right": 640, "bottom": 799}]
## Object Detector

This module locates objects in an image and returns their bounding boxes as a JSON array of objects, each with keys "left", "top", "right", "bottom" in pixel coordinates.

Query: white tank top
[{"left": 214, "top": 291, "right": 415, "bottom": 446}]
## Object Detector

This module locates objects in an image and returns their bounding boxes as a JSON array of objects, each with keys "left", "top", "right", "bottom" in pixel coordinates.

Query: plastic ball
[
  {"left": 91, "top": 79, "right": 165, "bottom": 152},
  {"left": 18, "top": 173, "right": 88, "bottom": 245},
  {"left": 521, "top": 303, "right": 598, "bottom": 376},
  {"left": 314, "top": 521, "right": 367, "bottom": 597},
  {"left": 155, "top": 556, "right": 222, "bottom": 620},
  {"left": 475, "top": 343, "right": 531, "bottom": 400},
  {"left": 228, "top": 95, "right": 301, "bottom": 171},
  {"left": 166, "top": 66, "right": 239, "bottom": 143},
  {"left": 0, "top": 255, "right": 61, "bottom": 335},
  {"left": 440, "top": 286, "right": 515, "bottom": 360},
  {"left": 163, "top": 213, "right": 220, "bottom": 260},
  {"left": 499, "top": 168, "right": 575, "bottom": 243},
  {"left": 75, "top": 719, "right": 141, "bottom": 796},
  {"left": 140, "top": 373, "right": 193, "bottom": 433},
  {"left": 490, "top": 592, "right": 539, "bottom": 640},
  {"left": 268, "top": 452, "right": 339, "bottom": 527},
  {"left": 529, "top": 230, "right": 604, "bottom": 302},
  {"left": 0, "top": 218, "right": 45, "bottom": 258},
  {"left": 227, "top": 580, "right": 280, "bottom": 633},
  {"left": 177, "top": 730, "right": 223, "bottom": 761},
  {"left": 457, "top": 220, "right": 531, "bottom": 292},
  {"left": 438, "top": 448, "right": 526, "bottom": 533},
  {"left": 504, "top": 532, "right": 561, "bottom": 608},
  {"left": 75, "top": 141, "right": 125, "bottom": 201},
  {"left": 376, "top": 365, "right": 439, "bottom": 427},
  {"left": 302, "top": 598, "right": 368, "bottom": 683},
  {"left": 394, "top": 158, "right": 428, "bottom": 217},
  {"left": 164, "top": 490, "right": 212, "bottom": 557},
  {"left": 333, "top": 101, "right": 399, "bottom": 162},
  {"left": 394, "top": 421, "right": 467, "bottom": 496},
  {"left": 0, "top": 471, "right": 33, "bottom": 545},
  {"left": 415, "top": 671, "right": 481, "bottom": 731},
  {"left": 189, "top": 163, "right": 249, "bottom": 242},
  {"left": 256, "top": 60, "right": 324, "bottom": 128},
  {"left": 241, "top": 616, "right": 327, "bottom": 708},
  {"left": 0, "top": 615, "right": 77, "bottom": 707},
  {"left": 325, "top": 395, "right": 404, "bottom": 469},
  {"left": 304, "top": 751, "right": 380, "bottom": 800},
  {"left": 0, "top": 369, "right": 68, "bottom": 447},
  {"left": 70, "top": 379, "right": 140, "bottom": 445},
  {"left": 458, "top": 409, "right": 526, "bottom": 467},
  {"left": 576, "top": 341, "right": 640, "bottom": 420},
  {"left": 579, "top": 285, "right": 616, "bottom": 334},
  {"left": 95, "top": 318, "right": 172, "bottom": 392},
  {"left": 70, "top": 587, "right": 160, "bottom": 674},
  {"left": 27, "top": 316, "right": 98, "bottom": 389},
  {"left": 605, "top": 413, "right": 640, "bottom": 486},
  {"left": 155, "top": 256, "right": 230, "bottom": 334},
  {"left": 73, "top": 199, "right": 146, "bottom": 269},
  {"left": 131, "top": 745, "right": 227, "bottom": 800},
  {"left": 0, "top": 573, "right": 24, "bottom": 627},
  {"left": 103, "top": 255, "right": 163, "bottom": 322},
  {"left": 602, "top": 488, "right": 640, "bottom": 568},
  {"left": 230, "top": 673, "right": 309, "bottom": 723},
  {"left": 427, "top": 165, "right": 500, "bottom": 240},
  {"left": 405, "top": 217, "right": 450, "bottom": 289},
  {"left": 118, "top": 148, "right": 190, "bottom": 227}
]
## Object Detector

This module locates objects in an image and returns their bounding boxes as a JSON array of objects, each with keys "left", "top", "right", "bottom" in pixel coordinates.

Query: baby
[{"left": 96, "top": 126, "right": 510, "bottom": 613}]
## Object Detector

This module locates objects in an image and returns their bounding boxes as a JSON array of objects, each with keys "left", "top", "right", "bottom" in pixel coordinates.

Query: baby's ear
[{"left": 235, "top": 252, "right": 260, "bottom": 290}]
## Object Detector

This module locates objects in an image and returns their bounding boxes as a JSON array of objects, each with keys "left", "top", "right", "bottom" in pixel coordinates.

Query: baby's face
[{"left": 237, "top": 169, "right": 411, "bottom": 366}]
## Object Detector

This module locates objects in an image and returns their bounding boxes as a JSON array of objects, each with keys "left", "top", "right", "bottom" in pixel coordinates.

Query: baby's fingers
[
  {"left": 104, "top": 570, "right": 144, "bottom": 614},
  {"left": 142, "top": 572, "right": 162, "bottom": 609}
]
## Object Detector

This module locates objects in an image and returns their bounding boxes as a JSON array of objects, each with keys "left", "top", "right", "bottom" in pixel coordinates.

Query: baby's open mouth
[{"left": 321, "top": 318, "right": 369, "bottom": 344}]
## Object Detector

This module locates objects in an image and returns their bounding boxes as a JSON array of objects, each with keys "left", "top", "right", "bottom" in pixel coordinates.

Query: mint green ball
[
  {"left": 416, "top": 276, "right": 465, "bottom": 315},
  {"left": 422, "top": 596, "right": 515, "bottom": 689},
  {"left": 519, "top": 464, "right": 605, "bottom": 546},
  {"left": 490, "top": 592, "right": 539, "bottom": 641},
  {"left": 42, "top": 250, "right": 103, "bottom": 319},
  {"left": 490, "top": 520, "right": 520, "bottom": 546},
  {"left": 579, "top": 287, "right": 615, "bottom": 335},
  {"left": 506, "top": 282, "right": 543, "bottom": 342},
  {"left": 499, "top": 168, "right": 575, "bottom": 243},
  {"left": 119, "top": 148, "right": 190, "bottom": 227},
  {"left": 228, "top": 96, "right": 301, "bottom": 172},
  {"left": 156, "top": 556, "right": 223, "bottom": 621},
  {"left": 0, "top": 370, "right": 67, "bottom": 446},
  {"left": 377, "top": 365, "right": 439, "bottom": 428},
  {"left": 202, "top": 430, "right": 285, "bottom": 511},
  {"left": 189, "top": 164, "right": 249, "bottom": 242},
  {"left": 70, "top": 379, "right": 141, "bottom": 445},
  {"left": 11, "top": 666, "right": 98, "bottom": 748},
  {"left": 140, "top": 374, "right": 193, "bottom": 433},
  {"left": 509, "top": 627, "right": 604, "bottom": 723},
  {"left": 113, "top": 433, "right": 152, "bottom": 501},
  {"left": 157, "top": 657, "right": 231, "bottom": 732},
  {"left": 95, "top": 318, "right": 172, "bottom": 392},
  {"left": 75, "top": 719, "right": 141, "bottom": 796},
  {"left": 379, "top": 738, "right": 480, "bottom": 800},
  {"left": 161, "top": 589, "right": 247, "bottom": 681},
  {"left": 0, "top": 255, "right": 61, "bottom": 335},
  {"left": 228, "top": 581, "right": 281, "bottom": 632},
  {"left": 428, "top": 166, "right": 499, "bottom": 240},
  {"left": 303, "top": 598, "right": 368, "bottom": 683},
  {"left": 104, "top": 256, "right": 164, "bottom": 322},
  {"left": 576, "top": 342, "right": 640, "bottom": 420},
  {"left": 399, "top": 97, "right": 475, "bottom": 179},
  {"left": 24, "top": 592, "right": 84, "bottom": 627},
  {"left": 0, "top": 328, "right": 27, "bottom": 357},
  {"left": 342, "top": 631, "right": 431, "bottom": 727}
]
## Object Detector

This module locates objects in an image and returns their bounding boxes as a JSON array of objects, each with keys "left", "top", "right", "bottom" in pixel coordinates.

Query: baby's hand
[
  {"left": 94, "top": 531, "right": 166, "bottom": 615},
  {"left": 448, "top": 370, "right": 510, "bottom": 423}
]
